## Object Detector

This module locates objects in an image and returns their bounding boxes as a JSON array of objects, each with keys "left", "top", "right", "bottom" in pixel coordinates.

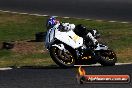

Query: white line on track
[
  {"left": 85, "top": 19, "right": 92, "bottom": 21},
  {"left": 63, "top": 17, "right": 70, "bottom": 18},
  {"left": 0, "top": 67, "right": 12, "bottom": 71},
  {"left": 0, "top": 10, "right": 130, "bottom": 24},
  {"left": 95, "top": 20, "right": 103, "bottom": 22},
  {"left": 120, "top": 22, "right": 129, "bottom": 24},
  {"left": 0, "top": 63, "right": 131, "bottom": 70},
  {"left": 19, "top": 13, "right": 29, "bottom": 15},
  {"left": 108, "top": 21, "right": 117, "bottom": 23},
  {"left": 0, "top": 10, "right": 49, "bottom": 17},
  {"left": 74, "top": 63, "right": 132, "bottom": 67}
]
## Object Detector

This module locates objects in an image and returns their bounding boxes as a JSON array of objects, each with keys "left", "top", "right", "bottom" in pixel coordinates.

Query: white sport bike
[{"left": 45, "top": 24, "right": 117, "bottom": 68}]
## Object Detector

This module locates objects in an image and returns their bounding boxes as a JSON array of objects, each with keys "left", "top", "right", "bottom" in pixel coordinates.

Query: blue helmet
[{"left": 46, "top": 16, "right": 57, "bottom": 29}]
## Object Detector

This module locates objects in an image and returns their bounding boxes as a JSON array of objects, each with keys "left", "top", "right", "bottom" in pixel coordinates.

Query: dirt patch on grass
[
  {"left": 11, "top": 41, "right": 48, "bottom": 54},
  {"left": 117, "top": 48, "right": 132, "bottom": 59}
]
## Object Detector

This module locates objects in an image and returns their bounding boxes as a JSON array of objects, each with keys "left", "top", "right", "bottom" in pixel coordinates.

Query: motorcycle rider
[
  {"left": 46, "top": 17, "right": 99, "bottom": 48},
  {"left": 46, "top": 16, "right": 60, "bottom": 29},
  {"left": 74, "top": 24, "right": 100, "bottom": 48},
  {"left": 46, "top": 16, "right": 75, "bottom": 31}
]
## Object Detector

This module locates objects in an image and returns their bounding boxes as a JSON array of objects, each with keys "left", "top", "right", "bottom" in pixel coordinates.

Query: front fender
[{"left": 52, "top": 44, "right": 65, "bottom": 51}]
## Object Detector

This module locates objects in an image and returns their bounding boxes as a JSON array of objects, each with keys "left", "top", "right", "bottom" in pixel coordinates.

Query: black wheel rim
[
  {"left": 53, "top": 47, "right": 74, "bottom": 65},
  {"left": 103, "top": 51, "right": 116, "bottom": 61}
]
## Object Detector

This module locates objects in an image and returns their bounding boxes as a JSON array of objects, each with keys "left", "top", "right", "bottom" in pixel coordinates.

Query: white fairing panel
[{"left": 55, "top": 29, "right": 83, "bottom": 49}]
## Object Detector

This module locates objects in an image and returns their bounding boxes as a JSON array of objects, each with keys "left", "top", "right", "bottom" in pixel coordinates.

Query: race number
[{"left": 72, "top": 34, "right": 80, "bottom": 43}]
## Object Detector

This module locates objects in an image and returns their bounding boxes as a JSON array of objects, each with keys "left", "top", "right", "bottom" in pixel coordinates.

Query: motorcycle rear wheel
[
  {"left": 99, "top": 50, "right": 117, "bottom": 66},
  {"left": 50, "top": 46, "right": 75, "bottom": 68}
]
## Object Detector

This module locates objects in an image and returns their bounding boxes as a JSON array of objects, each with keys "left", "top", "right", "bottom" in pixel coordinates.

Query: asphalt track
[
  {"left": 0, "top": 64, "right": 132, "bottom": 88},
  {"left": 0, "top": 1, "right": 132, "bottom": 88},
  {"left": 0, "top": 0, "right": 132, "bottom": 21}
]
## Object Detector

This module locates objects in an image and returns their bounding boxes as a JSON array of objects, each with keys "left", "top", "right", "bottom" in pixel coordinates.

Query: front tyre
[
  {"left": 50, "top": 46, "right": 75, "bottom": 68},
  {"left": 99, "top": 50, "right": 117, "bottom": 66}
]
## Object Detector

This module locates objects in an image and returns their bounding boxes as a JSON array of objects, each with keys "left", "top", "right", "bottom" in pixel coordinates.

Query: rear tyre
[
  {"left": 50, "top": 46, "right": 75, "bottom": 68},
  {"left": 99, "top": 50, "right": 117, "bottom": 66}
]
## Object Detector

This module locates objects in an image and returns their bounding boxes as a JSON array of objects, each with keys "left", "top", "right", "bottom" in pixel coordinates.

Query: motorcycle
[{"left": 45, "top": 24, "right": 117, "bottom": 68}]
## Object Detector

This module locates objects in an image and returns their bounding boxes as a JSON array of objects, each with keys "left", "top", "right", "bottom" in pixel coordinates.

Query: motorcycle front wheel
[
  {"left": 98, "top": 50, "right": 117, "bottom": 66},
  {"left": 50, "top": 46, "right": 75, "bottom": 68}
]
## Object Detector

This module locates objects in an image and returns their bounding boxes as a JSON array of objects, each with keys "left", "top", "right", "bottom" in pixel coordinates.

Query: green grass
[
  {"left": 0, "top": 50, "right": 53, "bottom": 67},
  {"left": 0, "top": 12, "right": 46, "bottom": 41},
  {"left": 0, "top": 12, "right": 132, "bottom": 67}
]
